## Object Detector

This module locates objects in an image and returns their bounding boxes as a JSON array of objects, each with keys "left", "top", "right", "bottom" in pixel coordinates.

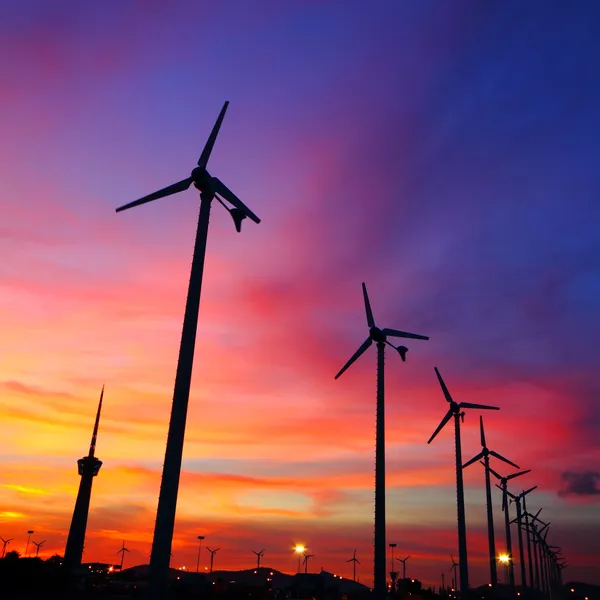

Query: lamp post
[
  {"left": 499, "top": 553, "right": 510, "bottom": 584},
  {"left": 196, "top": 535, "right": 205, "bottom": 573},
  {"left": 25, "top": 531, "right": 34, "bottom": 557},
  {"left": 294, "top": 545, "right": 305, "bottom": 573}
]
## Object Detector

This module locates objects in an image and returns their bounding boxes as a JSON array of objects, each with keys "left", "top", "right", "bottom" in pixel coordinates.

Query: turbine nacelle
[{"left": 369, "top": 326, "right": 387, "bottom": 344}]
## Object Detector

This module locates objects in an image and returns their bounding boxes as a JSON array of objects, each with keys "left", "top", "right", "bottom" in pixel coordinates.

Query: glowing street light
[
  {"left": 294, "top": 545, "right": 305, "bottom": 573},
  {"left": 498, "top": 554, "right": 510, "bottom": 584}
]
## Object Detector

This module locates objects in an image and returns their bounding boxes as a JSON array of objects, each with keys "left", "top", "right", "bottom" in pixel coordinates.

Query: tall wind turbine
[
  {"left": 116, "top": 102, "right": 260, "bottom": 599},
  {"left": 64, "top": 387, "right": 105, "bottom": 572},
  {"left": 117, "top": 541, "right": 129, "bottom": 571},
  {"left": 0, "top": 537, "right": 13, "bottom": 558},
  {"left": 507, "top": 485, "right": 537, "bottom": 588},
  {"left": 427, "top": 368, "right": 499, "bottom": 596},
  {"left": 32, "top": 540, "right": 46, "bottom": 557},
  {"left": 396, "top": 555, "right": 410, "bottom": 580},
  {"left": 347, "top": 550, "right": 360, "bottom": 582},
  {"left": 253, "top": 549, "right": 265, "bottom": 570},
  {"left": 303, "top": 552, "right": 314, "bottom": 574},
  {"left": 207, "top": 547, "right": 220, "bottom": 573},
  {"left": 449, "top": 556, "right": 459, "bottom": 591},
  {"left": 462, "top": 416, "right": 519, "bottom": 588},
  {"left": 490, "top": 467, "right": 530, "bottom": 590},
  {"left": 335, "top": 282, "right": 428, "bottom": 600}
]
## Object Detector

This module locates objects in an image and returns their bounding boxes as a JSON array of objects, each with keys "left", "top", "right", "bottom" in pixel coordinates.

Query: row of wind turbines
[
  {"left": 0, "top": 531, "right": 45, "bottom": 558},
  {"left": 109, "top": 101, "right": 566, "bottom": 600}
]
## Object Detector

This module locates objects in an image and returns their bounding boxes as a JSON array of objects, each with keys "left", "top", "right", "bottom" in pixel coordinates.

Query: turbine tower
[
  {"left": 507, "top": 485, "right": 537, "bottom": 588},
  {"left": 253, "top": 549, "right": 265, "bottom": 570},
  {"left": 33, "top": 540, "right": 46, "bottom": 557},
  {"left": 462, "top": 416, "right": 519, "bottom": 588},
  {"left": 335, "top": 282, "right": 428, "bottom": 600},
  {"left": 303, "top": 552, "right": 314, "bottom": 574},
  {"left": 0, "top": 537, "right": 13, "bottom": 558},
  {"left": 427, "top": 368, "right": 499, "bottom": 596},
  {"left": 490, "top": 466, "right": 530, "bottom": 590},
  {"left": 116, "top": 540, "right": 129, "bottom": 571},
  {"left": 116, "top": 102, "right": 260, "bottom": 600},
  {"left": 396, "top": 555, "right": 410, "bottom": 580},
  {"left": 347, "top": 550, "right": 360, "bottom": 581},
  {"left": 449, "top": 556, "right": 459, "bottom": 591},
  {"left": 207, "top": 547, "right": 219, "bottom": 573},
  {"left": 63, "top": 387, "right": 104, "bottom": 572}
]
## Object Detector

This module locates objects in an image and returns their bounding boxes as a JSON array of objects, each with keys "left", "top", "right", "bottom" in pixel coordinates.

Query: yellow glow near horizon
[
  {"left": 294, "top": 544, "right": 305, "bottom": 554},
  {"left": 498, "top": 554, "right": 510, "bottom": 565}
]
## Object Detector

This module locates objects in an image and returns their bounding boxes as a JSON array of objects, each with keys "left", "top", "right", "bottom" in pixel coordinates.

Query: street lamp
[
  {"left": 498, "top": 553, "right": 510, "bottom": 584},
  {"left": 25, "top": 531, "right": 34, "bottom": 557},
  {"left": 196, "top": 535, "right": 205, "bottom": 573},
  {"left": 294, "top": 545, "right": 305, "bottom": 573}
]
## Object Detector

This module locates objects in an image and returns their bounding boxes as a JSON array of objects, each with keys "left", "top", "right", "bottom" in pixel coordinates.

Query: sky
[{"left": 1, "top": 0, "right": 599, "bottom": 588}]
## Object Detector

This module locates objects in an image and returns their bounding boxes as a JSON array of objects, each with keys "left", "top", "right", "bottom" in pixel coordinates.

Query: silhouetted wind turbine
[
  {"left": 116, "top": 102, "right": 260, "bottom": 599},
  {"left": 32, "top": 540, "right": 46, "bottom": 557},
  {"left": 491, "top": 467, "right": 530, "bottom": 590},
  {"left": 347, "top": 550, "right": 360, "bottom": 581},
  {"left": 303, "top": 552, "right": 314, "bottom": 574},
  {"left": 116, "top": 541, "right": 129, "bottom": 571},
  {"left": 524, "top": 507, "right": 544, "bottom": 590},
  {"left": 253, "top": 549, "right": 265, "bottom": 570},
  {"left": 449, "top": 556, "right": 459, "bottom": 591},
  {"left": 335, "top": 282, "right": 428, "bottom": 600},
  {"left": 207, "top": 547, "right": 219, "bottom": 573},
  {"left": 396, "top": 555, "right": 410, "bottom": 580},
  {"left": 507, "top": 485, "right": 537, "bottom": 588},
  {"left": 462, "top": 416, "right": 518, "bottom": 588},
  {"left": 0, "top": 537, "right": 13, "bottom": 558},
  {"left": 427, "top": 368, "right": 499, "bottom": 596}
]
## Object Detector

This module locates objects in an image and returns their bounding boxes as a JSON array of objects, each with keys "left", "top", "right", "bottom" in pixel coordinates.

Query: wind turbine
[
  {"left": 253, "top": 549, "right": 265, "bottom": 570},
  {"left": 396, "top": 555, "right": 410, "bottom": 580},
  {"left": 490, "top": 466, "right": 530, "bottom": 589},
  {"left": 507, "top": 485, "right": 537, "bottom": 587},
  {"left": 462, "top": 416, "right": 519, "bottom": 588},
  {"left": 207, "top": 547, "right": 219, "bottom": 573},
  {"left": 32, "top": 540, "right": 46, "bottom": 557},
  {"left": 347, "top": 550, "right": 360, "bottom": 582},
  {"left": 116, "top": 541, "right": 129, "bottom": 571},
  {"left": 523, "top": 508, "right": 544, "bottom": 591},
  {"left": 427, "top": 368, "right": 499, "bottom": 596},
  {"left": 116, "top": 102, "right": 260, "bottom": 599},
  {"left": 335, "top": 282, "right": 428, "bottom": 600},
  {"left": 0, "top": 537, "right": 13, "bottom": 558},
  {"left": 303, "top": 552, "right": 314, "bottom": 574},
  {"left": 449, "top": 556, "right": 459, "bottom": 591}
]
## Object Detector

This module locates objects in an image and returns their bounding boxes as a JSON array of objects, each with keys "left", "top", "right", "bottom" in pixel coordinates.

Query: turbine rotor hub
[
  {"left": 191, "top": 166, "right": 212, "bottom": 191},
  {"left": 482, "top": 447, "right": 489, "bottom": 456},
  {"left": 369, "top": 327, "right": 386, "bottom": 343},
  {"left": 450, "top": 401, "right": 460, "bottom": 413}
]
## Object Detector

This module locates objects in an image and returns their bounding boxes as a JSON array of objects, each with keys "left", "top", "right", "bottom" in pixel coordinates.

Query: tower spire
[{"left": 88, "top": 385, "right": 104, "bottom": 457}]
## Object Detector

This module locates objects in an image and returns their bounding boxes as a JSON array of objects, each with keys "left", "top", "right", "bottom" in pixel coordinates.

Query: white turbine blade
[
  {"left": 489, "top": 450, "right": 519, "bottom": 469},
  {"left": 198, "top": 101, "right": 229, "bottom": 169},
  {"left": 362, "top": 282, "right": 375, "bottom": 327},
  {"left": 381, "top": 328, "right": 429, "bottom": 340},
  {"left": 460, "top": 402, "right": 500, "bottom": 411},
  {"left": 115, "top": 178, "right": 193, "bottom": 212},
  {"left": 211, "top": 177, "right": 261, "bottom": 224},
  {"left": 462, "top": 450, "right": 485, "bottom": 469},
  {"left": 507, "top": 469, "right": 531, "bottom": 480},
  {"left": 434, "top": 368, "right": 454, "bottom": 404},
  {"left": 334, "top": 338, "right": 373, "bottom": 379},
  {"left": 427, "top": 409, "right": 453, "bottom": 444}
]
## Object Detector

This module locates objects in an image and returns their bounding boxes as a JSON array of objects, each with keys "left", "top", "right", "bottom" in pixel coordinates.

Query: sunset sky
[{"left": 1, "top": 0, "right": 599, "bottom": 588}]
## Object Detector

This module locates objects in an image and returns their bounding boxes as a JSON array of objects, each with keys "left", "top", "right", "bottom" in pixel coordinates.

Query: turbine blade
[
  {"left": 434, "top": 367, "right": 454, "bottom": 404},
  {"left": 334, "top": 338, "right": 373, "bottom": 379},
  {"left": 362, "top": 282, "right": 375, "bottom": 327},
  {"left": 462, "top": 451, "right": 485, "bottom": 469},
  {"left": 211, "top": 177, "right": 261, "bottom": 224},
  {"left": 480, "top": 416, "right": 486, "bottom": 448},
  {"left": 505, "top": 488, "right": 517, "bottom": 500},
  {"left": 381, "top": 328, "right": 429, "bottom": 340},
  {"left": 427, "top": 409, "right": 453, "bottom": 444},
  {"left": 198, "top": 101, "right": 229, "bottom": 168},
  {"left": 488, "top": 466, "right": 502, "bottom": 480},
  {"left": 489, "top": 450, "right": 519, "bottom": 469},
  {"left": 507, "top": 469, "right": 531, "bottom": 480},
  {"left": 522, "top": 485, "right": 537, "bottom": 496},
  {"left": 460, "top": 402, "right": 500, "bottom": 411},
  {"left": 115, "top": 178, "right": 193, "bottom": 212}
]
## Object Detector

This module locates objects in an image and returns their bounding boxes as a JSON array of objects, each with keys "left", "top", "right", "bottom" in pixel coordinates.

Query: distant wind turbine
[
  {"left": 207, "top": 547, "right": 220, "bottom": 573},
  {"left": 303, "top": 552, "right": 314, "bottom": 574},
  {"left": 116, "top": 541, "right": 129, "bottom": 571},
  {"left": 335, "top": 282, "right": 428, "bottom": 600},
  {"left": 0, "top": 537, "right": 13, "bottom": 559},
  {"left": 347, "top": 550, "right": 360, "bottom": 582},
  {"left": 507, "top": 485, "right": 537, "bottom": 587},
  {"left": 449, "top": 556, "right": 459, "bottom": 590},
  {"left": 462, "top": 415, "right": 519, "bottom": 588},
  {"left": 490, "top": 466, "right": 530, "bottom": 590},
  {"left": 32, "top": 540, "right": 46, "bottom": 557},
  {"left": 427, "top": 368, "right": 499, "bottom": 596},
  {"left": 396, "top": 555, "right": 410, "bottom": 580},
  {"left": 116, "top": 102, "right": 260, "bottom": 600},
  {"left": 253, "top": 549, "right": 265, "bottom": 570}
]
